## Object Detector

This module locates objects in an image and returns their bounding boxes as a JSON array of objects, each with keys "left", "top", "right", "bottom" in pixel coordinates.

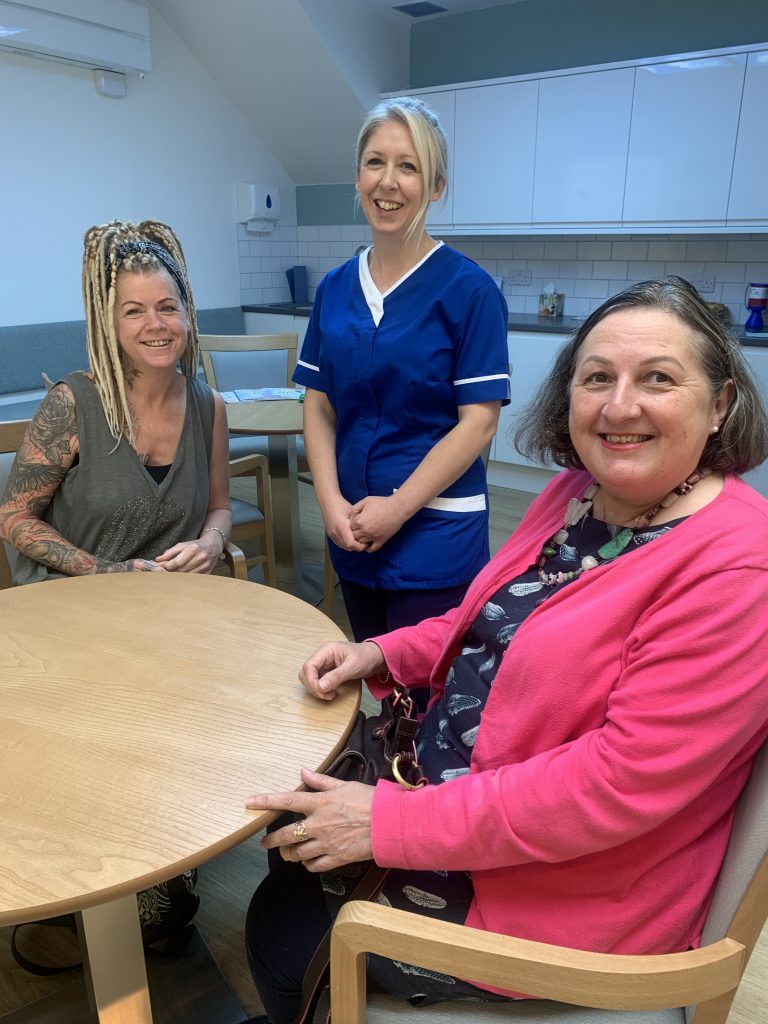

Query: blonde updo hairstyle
[
  {"left": 82, "top": 219, "right": 199, "bottom": 442},
  {"left": 355, "top": 96, "right": 448, "bottom": 242}
]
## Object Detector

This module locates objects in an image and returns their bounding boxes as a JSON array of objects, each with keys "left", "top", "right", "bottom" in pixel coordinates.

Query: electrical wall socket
[
  {"left": 505, "top": 270, "right": 533, "bottom": 287},
  {"left": 693, "top": 278, "right": 716, "bottom": 293}
]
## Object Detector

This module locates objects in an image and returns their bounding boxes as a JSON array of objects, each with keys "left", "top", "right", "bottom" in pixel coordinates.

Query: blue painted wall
[{"left": 410, "top": 0, "right": 768, "bottom": 87}]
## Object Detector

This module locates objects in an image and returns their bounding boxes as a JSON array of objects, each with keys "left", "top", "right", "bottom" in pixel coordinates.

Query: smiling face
[
  {"left": 355, "top": 119, "right": 443, "bottom": 241},
  {"left": 114, "top": 268, "right": 189, "bottom": 375},
  {"left": 568, "top": 308, "right": 733, "bottom": 522}
]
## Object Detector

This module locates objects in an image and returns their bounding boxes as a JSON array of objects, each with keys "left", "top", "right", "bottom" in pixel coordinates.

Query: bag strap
[{"left": 297, "top": 862, "right": 390, "bottom": 1024}]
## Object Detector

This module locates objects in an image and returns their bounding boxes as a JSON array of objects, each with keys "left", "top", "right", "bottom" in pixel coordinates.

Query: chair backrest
[
  {"left": 0, "top": 419, "right": 31, "bottom": 589},
  {"left": 688, "top": 739, "right": 768, "bottom": 1022},
  {"left": 198, "top": 333, "right": 299, "bottom": 392}
]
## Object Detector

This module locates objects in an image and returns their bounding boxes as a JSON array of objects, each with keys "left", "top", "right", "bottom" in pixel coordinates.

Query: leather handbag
[{"left": 296, "top": 681, "right": 429, "bottom": 1022}]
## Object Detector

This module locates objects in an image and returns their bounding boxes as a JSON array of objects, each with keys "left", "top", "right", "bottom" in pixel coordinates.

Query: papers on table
[{"left": 220, "top": 388, "right": 305, "bottom": 403}]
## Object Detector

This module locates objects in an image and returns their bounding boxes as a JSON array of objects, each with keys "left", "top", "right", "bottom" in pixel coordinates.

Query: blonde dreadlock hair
[{"left": 82, "top": 220, "right": 200, "bottom": 442}]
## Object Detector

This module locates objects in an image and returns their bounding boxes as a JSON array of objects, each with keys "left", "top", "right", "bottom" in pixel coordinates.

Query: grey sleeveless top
[{"left": 13, "top": 372, "right": 215, "bottom": 585}]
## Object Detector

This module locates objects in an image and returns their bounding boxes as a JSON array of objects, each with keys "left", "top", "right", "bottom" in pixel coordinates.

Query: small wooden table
[
  {"left": 0, "top": 573, "right": 357, "bottom": 1023},
  {"left": 227, "top": 399, "right": 305, "bottom": 588}
]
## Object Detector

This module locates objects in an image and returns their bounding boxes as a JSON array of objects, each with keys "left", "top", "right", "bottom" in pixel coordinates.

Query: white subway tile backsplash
[
  {"left": 577, "top": 242, "right": 611, "bottom": 260},
  {"left": 664, "top": 262, "right": 705, "bottom": 279},
  {"left": 686, "top": 240, "right": 728, "bottom": 261},
  {"left": 574, "top": 280, "right": 611, "bottom": 298},
  {"left": 544, "top": 242, "right": 579, "bottom": 260},
  {"left": 513, "top": 241, "right": 545, "bottom": 259},
  {"left": 238, "top": 225, "right": 768, "bottom": 318},
  {"left": 340, "top": 225, "right": 369, "bottom": 242},
  {"left": 611, "top": 241, "right": 648, "bottom": 260},
  {"left": 306, "top": 242, "right": 331, "bottom": 258},
  {"left": 647, "top": 241, "right": 687, "bottom": 261},
  {"left": 704, "top": 262, "right": 747, "bottom": 283},
  {"left": 529, "top": 261, "right": 561, "bottom": 278},
  {"left": 557, "top": 261, "right": 594, "bottom": 279},
  {"left": 592, "top": 261, "right": 628, "bottom": 280},
  {"left": 627, "top": 261, "right": 666, "bottom": 279},
  {"left": 727, "top": 241, "right": 768, "bottom": 261}
]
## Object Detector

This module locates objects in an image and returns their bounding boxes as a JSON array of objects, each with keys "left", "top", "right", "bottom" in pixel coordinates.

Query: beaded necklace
[{"left": 537, "top": 468, "right": 710, "bottom": 586}]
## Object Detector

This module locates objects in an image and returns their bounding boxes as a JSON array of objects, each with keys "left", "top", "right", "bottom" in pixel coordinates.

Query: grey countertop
[{"left": 242, "top": 303, "right": 768, "bottom": 347}]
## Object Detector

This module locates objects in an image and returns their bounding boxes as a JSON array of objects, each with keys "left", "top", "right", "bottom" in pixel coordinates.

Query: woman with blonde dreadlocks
[{"left": 0, "top": 220, "right": 231, "bottom": 583}]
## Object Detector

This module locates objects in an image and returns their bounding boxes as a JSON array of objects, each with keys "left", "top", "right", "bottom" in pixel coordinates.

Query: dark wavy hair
[{"left": 514, "top": 276, "right": 768, "bottom": 475}]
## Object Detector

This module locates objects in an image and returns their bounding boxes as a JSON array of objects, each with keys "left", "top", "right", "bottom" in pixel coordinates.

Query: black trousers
[
  {"left": 339, "top": 578, "right": 469, "bottom": 713},
  {"left": 245, "top": 859, "right": 511, "bottom": 1024}
]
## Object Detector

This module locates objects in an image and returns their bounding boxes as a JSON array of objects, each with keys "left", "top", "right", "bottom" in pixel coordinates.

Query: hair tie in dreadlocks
[{"left": 109, "top": 240, "right": 188, "bottom": 301}]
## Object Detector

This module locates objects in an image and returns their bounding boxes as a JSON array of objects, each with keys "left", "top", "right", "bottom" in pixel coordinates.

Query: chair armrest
[
  {"left": 221, "top": 540, "right": 248, "bottom": 580},
  {"left": 230, "top": 452, "right": 269, "bottom": 477},
  {"left": 330, "top": 901, "right": 746, "bottom": 1024}
]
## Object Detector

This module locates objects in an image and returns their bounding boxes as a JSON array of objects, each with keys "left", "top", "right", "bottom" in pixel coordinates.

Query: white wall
[{"left": 0, "top": 7, "right": 295, "bottom": 327}]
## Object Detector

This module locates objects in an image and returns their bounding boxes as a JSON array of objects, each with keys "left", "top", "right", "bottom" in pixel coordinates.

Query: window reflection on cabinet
[
  {"left": 728, "top": 51, "right": 768, "bottom": 225},
  {"left": 452, "top": 80, "right": 538, "bottom": 227},
  {"left": 410, "top": 89, "right": 456, "bottom": 229},
  {"left": 623, "top": 54, "right": 746, "bottom": 224},
  {"left": 533, "top": 68, "right": 634, "bottom": 226}
]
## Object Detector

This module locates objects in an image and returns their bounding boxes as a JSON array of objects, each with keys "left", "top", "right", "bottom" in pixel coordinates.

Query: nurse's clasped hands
[
  {"left": 349, "top": 494, "right": 408, "bottom": 552},
  {"left": 322, "top": 495, "right": 368, "bottom": 552}
]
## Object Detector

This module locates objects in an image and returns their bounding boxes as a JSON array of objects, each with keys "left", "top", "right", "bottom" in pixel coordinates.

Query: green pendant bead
[{"left": 596, "top": 527, "right": 635, "bottom": 561}]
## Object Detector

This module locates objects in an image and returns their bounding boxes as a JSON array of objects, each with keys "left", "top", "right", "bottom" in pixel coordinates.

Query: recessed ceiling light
[{"left": 392, "top": 2, "right": 448, "bottom": 17}]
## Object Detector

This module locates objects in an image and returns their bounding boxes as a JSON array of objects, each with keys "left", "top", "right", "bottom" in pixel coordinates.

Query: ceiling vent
[
  {"left": 0, "top": 0, "right": 151, "bottom": 74},
  {"left": 392, "top": 2, "right": 448, "bottom": 17}
]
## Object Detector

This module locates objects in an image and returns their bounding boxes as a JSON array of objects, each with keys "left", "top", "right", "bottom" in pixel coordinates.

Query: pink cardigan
[{"left": 370, "top": 471, "right": 768, "bottom": 970}]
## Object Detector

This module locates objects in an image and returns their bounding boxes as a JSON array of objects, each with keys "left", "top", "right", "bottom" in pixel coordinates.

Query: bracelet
[{"left": 203, "top": 526, "right": 227, "bottom": 549}]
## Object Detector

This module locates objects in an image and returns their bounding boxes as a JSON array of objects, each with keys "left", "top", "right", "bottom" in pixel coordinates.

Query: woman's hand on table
[
  {"left": 299, "top": 640, "right": 386, "bottom": 700},
  {"left": 247, "top": 768, "right": 374, "bottom": 872},
  {"left": 114, "top": 558, "right": 165, "bottom": 572},
  {"left": 154, "top": 535, "right": 222, "bottom": 573},
  {"left": 349, "top": 495, "right": 407, "bottom": 552}
]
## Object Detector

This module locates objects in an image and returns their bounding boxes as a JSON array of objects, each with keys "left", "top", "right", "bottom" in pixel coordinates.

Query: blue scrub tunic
[{"left": 293, "top": 243, "right": 510, "bottom": 590}]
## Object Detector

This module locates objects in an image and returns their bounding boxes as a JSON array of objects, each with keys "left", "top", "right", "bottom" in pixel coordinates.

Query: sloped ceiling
[{"left": 148, "top": 0, "right": 412, "bottom": 185}]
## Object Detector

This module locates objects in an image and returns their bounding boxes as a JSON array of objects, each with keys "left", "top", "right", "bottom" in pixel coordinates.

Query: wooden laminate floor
[{"left": 1, "top": 483, "right": 765, "bottom": 1021}]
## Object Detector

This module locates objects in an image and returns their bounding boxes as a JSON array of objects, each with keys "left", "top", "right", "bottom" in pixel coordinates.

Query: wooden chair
[
  {"left": 228, "top": 452, "right": 276, "bottom": 587},
  {"left": 200, "top": 332, "right": 337, "bottom": 614},
  {"left": 0, "top": 419, "right": 30, "bottom": 589},
  {"left": 331, "top": 740, "right": 768, "bottom": 1024},
  {"left": 0, "top": 419, "right": 254, "bottom": 586}
]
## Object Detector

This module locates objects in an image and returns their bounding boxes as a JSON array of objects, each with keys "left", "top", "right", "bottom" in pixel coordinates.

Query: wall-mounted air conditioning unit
[{"left": 0, "top": 0, "right": 151, "bottom": 74}]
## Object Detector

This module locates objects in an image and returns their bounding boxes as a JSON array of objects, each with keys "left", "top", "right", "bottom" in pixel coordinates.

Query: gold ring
[{"left": 292, "top": 820, "right": 309, "bottom": 843}]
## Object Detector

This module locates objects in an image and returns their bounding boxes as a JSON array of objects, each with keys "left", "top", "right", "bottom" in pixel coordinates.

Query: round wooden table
[{"left": 0, "top": 573, "right": 357, "bottom": 1022}]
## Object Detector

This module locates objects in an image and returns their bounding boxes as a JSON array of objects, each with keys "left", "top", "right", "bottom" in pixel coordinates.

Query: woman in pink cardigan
[{"left": 243, "top": 277, "right": 768, "bottom": 1024}]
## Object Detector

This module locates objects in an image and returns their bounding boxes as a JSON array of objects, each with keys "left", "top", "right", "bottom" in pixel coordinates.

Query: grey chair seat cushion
[
  {"left": 228, "top": 434, "right": 270, "bottom": 459},
  {"left": 366, "top": 994, "right": 685, "bottom": 1023},
  {"left": 231, "top": 497, "right": 265, "bottom": 527}
]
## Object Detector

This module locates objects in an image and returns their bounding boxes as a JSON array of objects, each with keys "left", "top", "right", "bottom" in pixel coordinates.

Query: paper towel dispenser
[{"left": 237, "top": 183, "right": 281, "bottom": 232}]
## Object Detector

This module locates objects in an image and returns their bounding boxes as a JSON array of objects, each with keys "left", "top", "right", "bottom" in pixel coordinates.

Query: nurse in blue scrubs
[{"left": 293, "top": 96, "right": 510, "bottom": 660}]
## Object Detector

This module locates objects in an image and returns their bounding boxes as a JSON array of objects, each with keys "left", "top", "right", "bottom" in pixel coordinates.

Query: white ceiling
[{"left": 148, "top": 0, "right": 524, "bottom": 186}]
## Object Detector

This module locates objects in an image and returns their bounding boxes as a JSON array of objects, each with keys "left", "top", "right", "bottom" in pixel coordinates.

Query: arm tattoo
[{"left": 0, "top": 385, "right": 121, "bottom": 575}]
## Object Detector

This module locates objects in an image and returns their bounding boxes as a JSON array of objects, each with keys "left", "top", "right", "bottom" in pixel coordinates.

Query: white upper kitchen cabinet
[
  {"left": 623, "top": 53, "right": 747, "bottom": 225},
  {"left": 451, "top": 80, "right": 538, "bottom": 227},
  {"left": 410, "top": 89, "right": 456, "bottom": 229},
  {"left": 533, "top": 68, "right": 634, "bottom": 226},
  {"left": 728, "top": 51, "right": 768, "bottom": 225}
]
